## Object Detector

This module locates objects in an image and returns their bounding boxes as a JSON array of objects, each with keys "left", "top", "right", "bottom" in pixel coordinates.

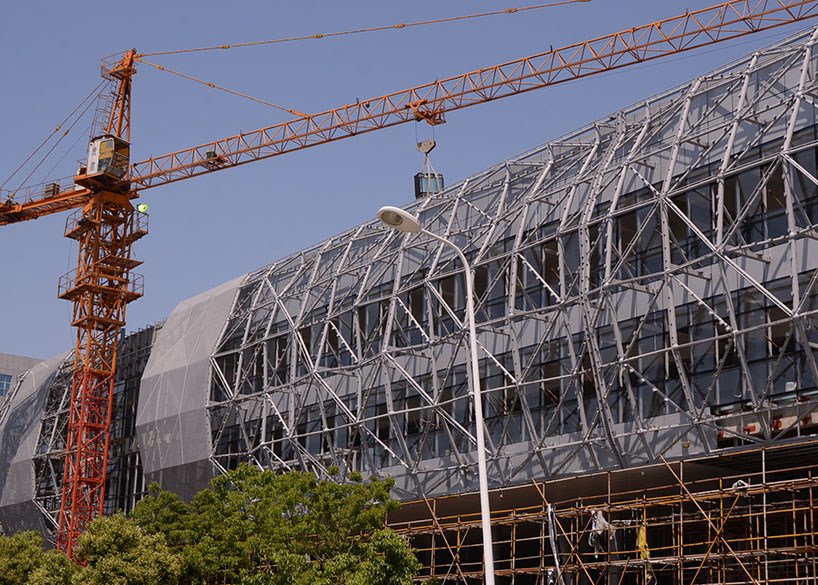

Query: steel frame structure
[
  {"left": 55, "top": 191, "right": 145, "bottom": 555},
  {"left": 6, "top": 19, "right": 818, "bottom": 583},
  {"left": 0, "top": 369, "right": 30, "bottom": 430},
  {"left": 5, "top": 0, "right": 818, "bottom": 562},
  {"left": 30, "top": 326, "right": 157, "bottom": 542},
  {"left": 207, "top": 25, "right": 818, "bottom": 510}
]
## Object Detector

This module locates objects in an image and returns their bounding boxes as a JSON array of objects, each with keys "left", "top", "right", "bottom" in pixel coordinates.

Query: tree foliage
[
  {"left": 72, "top": 513, "right": 182, "bottom": 585},
  {"left": 0, "top": 466, "right": 420, "bottom": 585},
  {"left": 132, "top": 465, "right": 420, "bottom": 585},
  {"left": 0, "top": 530, "right": 45, "bottom": 585},
  {"left": 25, "top": 549, "right": 78, "bottom": 585}
]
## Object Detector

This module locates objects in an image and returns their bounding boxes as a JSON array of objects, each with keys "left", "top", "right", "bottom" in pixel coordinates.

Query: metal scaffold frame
[
  {"left": 390, "top": 443, "right": 818, "bottom": 584},
  {"left": 7, "top": 1, "right": 818, "bottom": 555},
  {"left": 14, "top": 17, "right": 818, "bottom": 581},
  {"left": 30, "top": 325, "right": 156, "bottom": 544}
]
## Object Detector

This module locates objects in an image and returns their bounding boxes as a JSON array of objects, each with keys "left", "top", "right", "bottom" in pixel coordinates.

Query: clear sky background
[{"left": 0, "top": 1, "right": 814, "bottom": 359}]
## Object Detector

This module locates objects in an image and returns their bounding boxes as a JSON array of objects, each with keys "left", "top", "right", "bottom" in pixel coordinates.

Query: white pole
[{"left": 422, "top": 228, "right": 496, "bottom": 585}]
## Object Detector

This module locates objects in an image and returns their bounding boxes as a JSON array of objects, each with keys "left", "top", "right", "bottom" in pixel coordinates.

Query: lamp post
[{"left": 377, "top": 205, "right": 496, "bottom": 585}]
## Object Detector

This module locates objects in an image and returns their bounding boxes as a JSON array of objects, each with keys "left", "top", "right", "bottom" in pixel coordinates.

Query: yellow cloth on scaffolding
[
  {"left": 637, "top": 524, "right": 650, "bottom": 560},
  {"left": 637, "top": 524, "right": 653, "bottom": 583}
]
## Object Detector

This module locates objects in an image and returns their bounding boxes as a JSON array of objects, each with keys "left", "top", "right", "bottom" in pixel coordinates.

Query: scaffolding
[
  {"left": 391, "top": 443, "right": 818, "bottom": 585},
  {"left": 8, "top": 19, "right": 818, "bottom": 576}
]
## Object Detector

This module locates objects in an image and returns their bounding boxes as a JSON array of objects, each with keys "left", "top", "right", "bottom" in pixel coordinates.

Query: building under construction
[{"left": 4, "top": 22, "right": 818, "bottom": 585}]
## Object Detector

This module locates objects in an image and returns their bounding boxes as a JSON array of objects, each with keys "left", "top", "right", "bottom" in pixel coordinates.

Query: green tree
[
  {"left": 26, "top": 549, "right": 78, "bottom": 585},
  {"left": 204, "top": 465, "right": 419, "bottom": 585},
  {"left": 72, "top": 513, "right": 181, "bottom": 585},
  {"left": 133, "top": 465, "right": 420, "bottom": 585},
  {"left": 349, "top": 528, "right": 423, "bottom": 585},
  {"left": 129, "top": 482, "right": 195, "bottom": 548},
  {"left": 0, "top": 530, "right": 45, "bottom": 585},
  {"left": 129, "top": 482, "right": 206, "bottom": 583}
]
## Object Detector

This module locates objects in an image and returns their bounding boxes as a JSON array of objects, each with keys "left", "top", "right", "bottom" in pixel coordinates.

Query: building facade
[
  {"left": 202, "top": 25, "right": 818, "bottom": 500},
  {"left": 0, "top": 352, "right": 40, "bottom": 400},
  {"left": 3, "top": 25, "right": 818, "bottom": 583}
]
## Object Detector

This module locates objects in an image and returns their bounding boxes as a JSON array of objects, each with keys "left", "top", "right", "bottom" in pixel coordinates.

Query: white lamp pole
[{"left": 377, "top": 206, "right": 496, "bottom": 585}]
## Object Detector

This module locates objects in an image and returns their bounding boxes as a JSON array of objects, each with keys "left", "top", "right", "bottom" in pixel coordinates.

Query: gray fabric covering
[
  {"left": 0, "top": 354, "right": 67, "bottom": 533},
  {"left": 136, "top": 275, "right": 243, "bottom": 497}
]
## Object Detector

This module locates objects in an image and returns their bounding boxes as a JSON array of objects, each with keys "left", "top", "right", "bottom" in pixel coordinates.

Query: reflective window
[{"left": 0, "top": 373, "right": 11, "bottom": 396}]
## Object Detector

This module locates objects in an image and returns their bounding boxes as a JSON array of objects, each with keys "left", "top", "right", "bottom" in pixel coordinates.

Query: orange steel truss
[
  {"left": 124, "top": 0, "right": 818, "bottom": 189},
  {"left": 103, "top": 49, "right": 135, "bottom": 140},
  {"left": 55, "top": 191, "right": 146, "bottom": 556},
  {"left": 3, "top": 0, "right": 818, "bottom": 559},
  {"left": 3, "top": 0, "right": 818, "bottom": 226},
  {"left": 53, "top": 49, "right": 144, "bottom": 556}
]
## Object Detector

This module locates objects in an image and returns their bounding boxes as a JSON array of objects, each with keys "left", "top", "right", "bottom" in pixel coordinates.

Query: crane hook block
[{"left": 416, "top": 139, "right": 436, "bottom": 154}]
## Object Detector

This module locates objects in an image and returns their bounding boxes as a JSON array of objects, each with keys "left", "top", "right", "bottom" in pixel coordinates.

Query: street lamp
[{"left": 377, "top": 205, "right": 496, "bottom": 585}]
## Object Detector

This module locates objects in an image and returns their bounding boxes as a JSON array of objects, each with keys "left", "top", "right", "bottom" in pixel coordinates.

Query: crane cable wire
[
  {"left": 134, "top": 58, "right": 309, "bottom": 117},
  {"left": 40, "top": 123, "right": 94, "bottom": 183},
  {"left": 5, "top": 0, "right": 593, "bottom": 196},
  {"left": 1, "top": 80, "right": 106, "bottom": 197},
  {"left": 134, "top": 0, "right": 592, "bottom": 117},
  {"left": 139, "top": 0, "right": 591, "bottom": 57},
  {"left": 10, "top": 93, "right": 100, "bottom": 198}
]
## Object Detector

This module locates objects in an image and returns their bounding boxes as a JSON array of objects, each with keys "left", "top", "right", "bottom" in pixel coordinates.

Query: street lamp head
[{"left": 377, "top": 206, "right": 421, "bottom": 233}]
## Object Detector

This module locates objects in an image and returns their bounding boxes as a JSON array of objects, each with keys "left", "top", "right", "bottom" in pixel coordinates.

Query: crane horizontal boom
[
  {"left": 0, "top": 185, "right": 92, "bottom": 224},
  {"left": 3, "top": 0, "right": 818, "bottom": 227}
]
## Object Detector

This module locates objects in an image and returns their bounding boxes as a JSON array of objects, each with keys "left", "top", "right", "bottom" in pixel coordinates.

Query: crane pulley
[{"left": 2, "top": 0, "right": 817, "bottom": 558}]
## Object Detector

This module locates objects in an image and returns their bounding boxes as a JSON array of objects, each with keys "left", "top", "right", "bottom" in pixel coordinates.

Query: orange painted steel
[
  {"left": 1, "top": 0, "right": 818, "bottom": 557},
  {"left": 55, "top": 192, "right": 146, "bottom": 556},
  {"left": 55, "top": 189, "right": 146, "bottom": 556},
  {"left": 54, "top": 51, "right": 144, "bottom": 556},
  {"left": 3, "top": 0, "right": 818, "bottom": 228},
  {"left": 119, "top": 0, "right": 818, "bottom": 187},
  {"left": 104, "top": 49, "right": 136, "bottom": 140}
]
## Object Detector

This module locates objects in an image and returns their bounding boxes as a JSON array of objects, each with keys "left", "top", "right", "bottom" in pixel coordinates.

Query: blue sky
[{"left": 0, "top": 1, "right": 814, "bottom": 359}]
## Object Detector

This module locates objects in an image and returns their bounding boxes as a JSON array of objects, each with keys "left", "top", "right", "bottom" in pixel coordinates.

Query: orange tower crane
[{"left": 1, "top": 0, "right": 817, "bottom": 558}]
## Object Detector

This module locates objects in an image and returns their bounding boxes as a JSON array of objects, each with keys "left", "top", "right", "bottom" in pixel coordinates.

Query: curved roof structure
[{"left": 196, "top": 25, "right": 818, "bottom": 499}]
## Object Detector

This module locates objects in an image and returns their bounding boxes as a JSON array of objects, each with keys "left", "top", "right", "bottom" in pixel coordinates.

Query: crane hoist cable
[
  {"left": 40, "top": 125, "right": 95, "bottom": 183},
  {"left": 5, "top": 0, "right": 594, "bottom": 196},
  {"left": 5, "top": 0, "right": 818, "bottom": 558},
  {"left": 12, "top": 95, "right": 101, "bottom": 194},
  {"left": 139, "top": 0, "right": 592, "bottom": 57}
]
